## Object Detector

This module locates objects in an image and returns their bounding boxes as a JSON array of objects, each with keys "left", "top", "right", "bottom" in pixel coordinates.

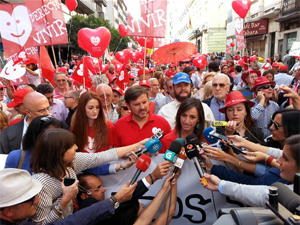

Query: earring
[{"left": 196, "top": 121, "right": 200, "bottom": 129}]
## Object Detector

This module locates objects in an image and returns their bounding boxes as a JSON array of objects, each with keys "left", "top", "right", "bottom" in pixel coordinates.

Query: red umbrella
[{"left": 152, "top": 42, "right": 197, "bottom": 64}]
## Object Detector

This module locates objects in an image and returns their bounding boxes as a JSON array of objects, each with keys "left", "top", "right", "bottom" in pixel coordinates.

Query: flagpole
[
  {"left": 51, "top": 46, "right": 58, "bottom": 70},
  {"left": 143, "top": 38, "right": 147, "bottom": 80}
]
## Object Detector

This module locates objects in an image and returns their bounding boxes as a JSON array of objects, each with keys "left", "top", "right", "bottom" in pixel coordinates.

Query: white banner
[
  {"left": 102, "top": 154, "right": 244, "bottom": 225},
  {"left": 289, "top": 42, "right": 300, "bottom": 57}
]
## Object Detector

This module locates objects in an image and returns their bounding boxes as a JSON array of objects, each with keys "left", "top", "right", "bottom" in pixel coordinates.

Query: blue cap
[{"left": 173, "top": 72, "right": 191, "bottom": 85}]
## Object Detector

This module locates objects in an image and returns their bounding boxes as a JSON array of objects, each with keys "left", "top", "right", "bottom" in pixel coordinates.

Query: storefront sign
[{"left": 244, "top": 19, "right": 268, "bottom": 37}]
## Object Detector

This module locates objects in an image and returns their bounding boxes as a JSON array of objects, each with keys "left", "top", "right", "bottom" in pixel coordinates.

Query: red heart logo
[
  {"left": 232, "top": 0, "right": 251, "bottom": 19},
  {"left": 130, "top": 51, "right": 141, "bottom": 63},
  {"left": 78, "top": 27, "right": 111, "bottom": 58},
  {"left": 137, "top": 37, "right": 154, "bottom": 49},
  {"left": 115, "top": 49, "right": 130, "bottom": 64}
]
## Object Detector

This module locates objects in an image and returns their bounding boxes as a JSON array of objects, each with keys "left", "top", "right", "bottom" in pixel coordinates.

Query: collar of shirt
[{"left": 212, "top": 96, "right": 225, "bottom": 105}]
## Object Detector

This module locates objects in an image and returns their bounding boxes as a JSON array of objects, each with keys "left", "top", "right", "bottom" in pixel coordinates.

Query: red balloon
[
  {"left": 237, "top": 59, "right": 244, "bottom": 66},
  {"left": 130, "top": 51, "right": 141, "bottom": 63},
  {"left": 66, "top": 0, "right": 77, "bottom": 11},
  {"left": 109, "top": 52, "right": 114, "bottom": 56},
  {"left": 78, "top": 27, "right": 111, "bottom": 58},
  {"left": 192, "top": 56, "right": 207, "bottom": 69},
  {"left": 137, "top": 37, "right": 154, "bottom": 49},
  {"left": 138, "top": 48, "right": 146, "bottom": 60},
  {"left": 230, "top": 42, "right": 235, "bottom": 47},
  {"left": 102, "top": 64, "right": 109, "bottom": 73},
  {"left": 134, "top": 37, "right": 139, "bottom": 41},
  {"left": 115, "top": 49, "right": 130, "bottom": 64},
  {"left": 118, "top": 24, "right": 127, "bottom": 38},
  {"left": 249, "top": 55, "right": 257, "bottom": 62},
  {"left": 232, "top": 0, "right": 251, "bottom": 19}
]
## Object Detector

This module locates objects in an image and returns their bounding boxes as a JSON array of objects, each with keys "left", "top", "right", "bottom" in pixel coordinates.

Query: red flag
[
  {"left": 11, "top": 47, "right": 28, "bottom": 66},
  {"left": 39, "top": 46, "right": 56, "bottom": 85},
  {"left": 116, "top": 64, "right": 129, "bottom": 90},
  {"left": 126, "top": 0, "right": 167, "bottom": 38},
  {"left": 70, "top": 57, "right": 93, "bottom": 88}
]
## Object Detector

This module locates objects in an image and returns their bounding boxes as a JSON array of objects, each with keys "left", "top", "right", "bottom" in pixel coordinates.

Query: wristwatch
[{"left": 110, "top": 195, "right": 120, "bottom": 209}]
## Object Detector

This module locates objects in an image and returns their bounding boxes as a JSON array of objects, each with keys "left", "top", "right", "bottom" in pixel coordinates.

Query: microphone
[
  {"left": 151, "top": 130, "right": 164, "bottom": 140},
  {"left": 135, "top": 138, "right": 162, "bottom": 157},
  {"left": 203, "top": 127, "right": 246, "bottom": 155},
  {"left": 185, "top": 143, "right": 208, "bottom": 185},
  {"left": 130, "top": 155, "right": 151, "bottom": 185},
  {"left": 185, "top": 134, "right": 205, "bottom": 160},
  {"left": 173, "top": 138, "right": 187, "bottom": 176},
  {"left": 163, "top": 140, "right": 181, "bottom": 164},
  {"left": 211, "top": 121, "right": 241, "bottom": 127}
]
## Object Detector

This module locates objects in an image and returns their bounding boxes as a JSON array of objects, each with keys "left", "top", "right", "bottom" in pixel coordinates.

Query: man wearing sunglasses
[
  {"left": 250, "top": 77, "right": 279, "bottom": 138},
  {"left": 0, "top": 168, "right": 137, "bottom": 225}
]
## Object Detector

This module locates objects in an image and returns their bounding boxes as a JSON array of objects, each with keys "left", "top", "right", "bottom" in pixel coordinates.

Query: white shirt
[{"left": 157, "top": 99, "right": 215, "bottom": 130}]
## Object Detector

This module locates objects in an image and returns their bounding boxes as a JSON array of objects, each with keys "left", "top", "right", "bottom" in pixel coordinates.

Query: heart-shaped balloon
[
  {"left": 115, "top": 49, "right": 130, "bottom": 64},
  {"left": 192, "top": 55, "right": 207, "bottom": 69},
  {"left": 237, "top": 59, "right": 244, "bottom": 66},
  {"left": 232, "top": 0, "right": 251, "bottom": 19},
  {"left": 249, "top": 55, "right": 257, "bottom": 62},
  {"left": 118, "top": 24, "right": 127, "bottom": 38},
  {"left": 134, "top": 37, "right": 139, "bottom": 41},
  {"left": 102, "top": 64, "right": 109, "bottom": 73},
  {"left": 230, "top": 42, "right": 235, "bottom": 47},
  {"left": 66, "top": 0, "right": 77, "bottom": 11},
  {"left": 130, "top": 51, "right": 140, "bottom": 63},
  {"left": 78, "top": 27, "right": 111, "bottom": 58},
  {"left": 137, "top": 37, "right": 154, "bottom": 49}
]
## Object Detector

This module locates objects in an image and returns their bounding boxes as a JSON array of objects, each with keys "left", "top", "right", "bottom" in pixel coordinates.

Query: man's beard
[{"left": 174, "top": 91, "right": 191, "bottom": 102}]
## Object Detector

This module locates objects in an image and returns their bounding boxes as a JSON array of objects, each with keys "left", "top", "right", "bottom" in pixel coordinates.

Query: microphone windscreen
[
  {"left": 168, "top": 140, "right": 182, "bottom": 154},
  {"left": 203, "top": 127, "right": 218, "bottom": 144},
  {"left": 136, "top": 155, "right": 151, "bottom": 172},
  {"left": 272, "top": 182, "right": 300, "bottom": 213},
  {"left": 186, "top": 133, "right": 199, "bottom": 145},
  {"left": 185, "top": 143, "right": 200, "bottom": 159},
  {"left": 146, "top": 138, "right": 162, "bottom": 154},
  {"left": 175, "top": 138, "right": 185, "bottom": 147}
]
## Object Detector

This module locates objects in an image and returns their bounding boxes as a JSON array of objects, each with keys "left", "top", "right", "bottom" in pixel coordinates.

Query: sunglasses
[
  {"left": 212, "top": 83, "right": 227, "bottom": 88},
  {"left": 19, "top": 195, "right": 36, "bottom": 205},
  {"left": 269, "top": 119, "right": 283, "bottom": 130},
  {"left": 258, "top": 84, "right": 275, "bottom": 90},
  {"left": 121, "top": 106, "right": 129, "bottom": 111}
]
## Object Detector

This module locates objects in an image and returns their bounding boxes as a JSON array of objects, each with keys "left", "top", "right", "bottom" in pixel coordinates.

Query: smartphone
[{"left": 64, "top": 178, "right": 75, "bottom": 186}]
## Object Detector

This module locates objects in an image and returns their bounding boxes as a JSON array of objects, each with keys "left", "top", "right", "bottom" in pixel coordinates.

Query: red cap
[
  {"left": 24, "top": 57, "right": 38, "bottom": 65},
  {"left": 279, "top": 65, "right": 288, "bottom": 72},
  {"left": 251, "top": 76, "right": 276, "bottom": 92},
  {"left": 7, "top": 89, "right": 32, "bottom": 108},
  {"left": 58, "top": 66, "right": 67, "bottom": 74},
  {"left": 219, "top": 91, "right": 255, "bottom": 113},
  {"left": 136, "top": 155, "right": 151, "bottom": 172},
  {"left": 112, "top": 87, "right": 124, "bottom": 96},
  {"left": 242, "top": 69, "right": 261, "bottom": 84},
  {"left": 106, "top": 73, "right": 117, "bottom": 83},
  {"left": 138, "top": 69, "right": 149, "bottom": 76},
  {"left": 272, "top": 62, "right": 280, "bottom": 67},
  {"left": 234, "top": 55, "right": 240, "bottom": 60},
  {"left": 139, "top": 80, "right": 151, "bottom": 88},
  {"left": 170, "top": 64, "right": 176, "bottom": 68}
]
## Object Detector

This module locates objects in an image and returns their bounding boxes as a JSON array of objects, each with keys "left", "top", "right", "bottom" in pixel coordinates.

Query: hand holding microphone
[
  {"left": 127, "top": 138, "right": 162, "bottom": 157},
  {"left": 130, "top": 155, "right": 151, "bottom": 185}
]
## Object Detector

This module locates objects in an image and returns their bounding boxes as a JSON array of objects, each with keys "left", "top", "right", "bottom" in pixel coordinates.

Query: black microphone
[
  {"left": 185, "top": 143, "right": 208, "bottom": 185},
  {"left": 186, "top": 133, "right": 204, "bottom": 162}
]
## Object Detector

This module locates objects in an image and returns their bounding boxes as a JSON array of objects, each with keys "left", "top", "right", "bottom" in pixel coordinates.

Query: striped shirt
[
  {"left": 250, "top": 98, "right": 279, "bottom": 138},
  {"left": 32, "top": 149, "right": 118, "bottom": 225}
]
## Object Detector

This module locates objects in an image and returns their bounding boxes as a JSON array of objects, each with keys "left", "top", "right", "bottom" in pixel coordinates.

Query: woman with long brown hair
[{"left": 71, "top": 91, "right": 114, "bottom": 153}]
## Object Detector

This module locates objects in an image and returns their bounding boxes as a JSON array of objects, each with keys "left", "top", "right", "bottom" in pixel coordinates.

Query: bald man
[
  {"left": 96, "top": 84, "right": 119, "bottom": 124},
  {"left": 0, "top": 92, "right": 50, "bottom": 154}
]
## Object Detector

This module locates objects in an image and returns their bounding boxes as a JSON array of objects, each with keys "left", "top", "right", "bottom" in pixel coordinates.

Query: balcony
[
  {"left": 281, "top": 0, "right": 300, "bottom": 16},
  {"left": 95, "top": 0, "right": 107, "bottom": 7}
]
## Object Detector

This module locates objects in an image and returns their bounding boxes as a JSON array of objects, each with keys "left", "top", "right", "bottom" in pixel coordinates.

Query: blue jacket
[
  {"left": 211, "top": 165, "right": 290, "bottom": 186},
  {"left": 5, "top": 149, "right": 111, "bottom": 175}
]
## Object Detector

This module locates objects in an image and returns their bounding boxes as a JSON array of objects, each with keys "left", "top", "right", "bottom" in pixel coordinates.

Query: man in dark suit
[{"left": 0, "top": 92, "right": 50, "bottom": 154}]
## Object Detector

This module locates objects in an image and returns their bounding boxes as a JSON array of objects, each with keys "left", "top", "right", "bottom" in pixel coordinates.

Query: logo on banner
[
  {"left": 119, "top": 71, "right": 125, "bottom": 81},
  {"left": 0, "top": 60, "right": 26, "bottom": 80},
  {"left": 91, "top": 36, "right": 100, "bottom": 46},
  {"left": 235, "top": 17, "right": 243, "bottom": 34},
  {"left": 0, "top": 5, "right": 32, "bottom": 46}
]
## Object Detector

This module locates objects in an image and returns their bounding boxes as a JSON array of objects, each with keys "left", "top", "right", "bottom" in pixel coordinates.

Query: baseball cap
[
  {"left": 7, "top": 89, "right": 32, "bottom": 108},
  {"left": 139, "top": 80, "right": 151, "bottom": 88},
  {"left": 272, "top": 62, "right": 280, "bottom": 67},
  {"left": 279, "top": 65, "right": 288, "bottom": 72},
  {"left": 173, "top": 72, "right": 191, "bottom": 85},
  {"left": 24, "top": 57, "right": 38, "bottom": 65}
]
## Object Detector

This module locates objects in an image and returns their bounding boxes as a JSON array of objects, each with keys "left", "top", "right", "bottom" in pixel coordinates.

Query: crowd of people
[{"left": 0, "top": 49, "right": 300, "bottom": 225}]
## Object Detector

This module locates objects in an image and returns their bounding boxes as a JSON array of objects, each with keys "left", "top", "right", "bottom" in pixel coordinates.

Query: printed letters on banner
[
  {"left": 0, "top": 1, "right": 68, "bottom": 58},
  {"left": 127, "top": 0, "right": 167, "bottom": 38}
]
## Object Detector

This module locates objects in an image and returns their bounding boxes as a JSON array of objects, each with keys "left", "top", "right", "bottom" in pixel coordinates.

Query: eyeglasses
[
  {"left": 29, "top": 106, "right": 51, "bottom": 114},
  {"left": 212, "top": 83, "right": 228, "bottom": 88},
  {"left": 257, "top": 84, "right": 275, "bottom": 91},
  {"left": 269, "top": 119, "right": 283, "bottom": 130},
  {"left": 56, "top": 79, "right": 66, "bottom": 83},
  {"left": 19, "top": 195, "right": 36, "bottom": 205},
  {"left": 78, "top": 184, "right": 104, "bottom": 195},
  {"left": 121, "top": 106, "right": 129, "bottom": 111},
  {"left": 64, "top": 96, "right": 73, "bottom": 100}
]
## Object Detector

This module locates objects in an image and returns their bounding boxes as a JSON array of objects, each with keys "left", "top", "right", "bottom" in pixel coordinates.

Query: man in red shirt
[
  {"left": 243, "top": 50, "right": 250, "bottom": 70},
  {"left": 113, "top": 85, "right": 171, "bottom": 147}
]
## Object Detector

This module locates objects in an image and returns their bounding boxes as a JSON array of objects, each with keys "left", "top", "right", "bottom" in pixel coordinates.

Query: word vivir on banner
[
  {"left": 0, "top": 0, "right": 68, "bottom": 58},
  {"left": 126, "top": 0, "right": 167, "bottom": 38}
]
